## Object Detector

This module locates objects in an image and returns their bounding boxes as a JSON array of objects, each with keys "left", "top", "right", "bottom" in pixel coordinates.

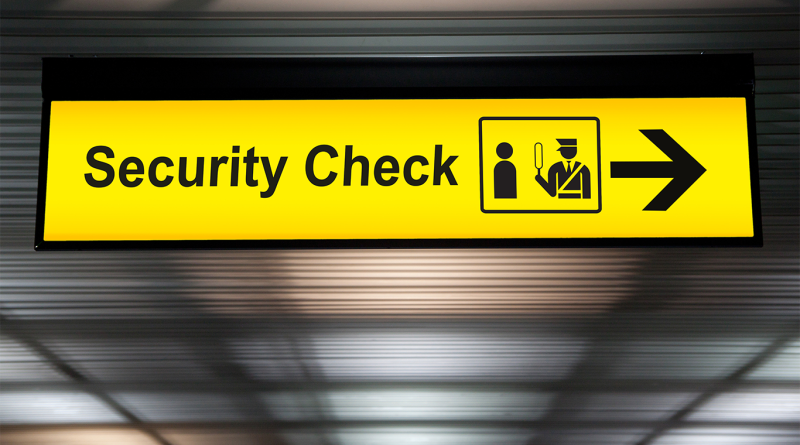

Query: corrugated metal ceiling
[{"left": 0, "top": 2, "right": 798, "bottom": 444}]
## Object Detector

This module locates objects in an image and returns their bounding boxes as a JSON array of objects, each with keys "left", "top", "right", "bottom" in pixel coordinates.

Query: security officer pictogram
[{"left": 534, "top": 138, "right": 592, "bottom": 199}]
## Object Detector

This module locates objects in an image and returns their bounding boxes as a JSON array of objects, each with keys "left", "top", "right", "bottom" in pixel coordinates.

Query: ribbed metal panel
[{"left": 0, "top": 5, "right": 798, "bottom": 445}]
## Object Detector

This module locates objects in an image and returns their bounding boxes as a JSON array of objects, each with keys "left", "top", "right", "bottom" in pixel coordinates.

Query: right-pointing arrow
[{"left": 610, "top": 129, "right": 706, "bottom": 211}]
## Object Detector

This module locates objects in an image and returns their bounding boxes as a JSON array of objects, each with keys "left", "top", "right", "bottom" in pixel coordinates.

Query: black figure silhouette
[
  {"left": 535, "top": 139, "right": 591, "bottom": 199},
  {"left": 494, "top": 142, "right": 517, "bottom": 199}
]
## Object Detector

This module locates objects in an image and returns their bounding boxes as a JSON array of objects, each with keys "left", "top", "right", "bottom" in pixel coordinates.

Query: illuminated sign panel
[{"left": 35, "top": 56, "right": 761, "bottom": 249}]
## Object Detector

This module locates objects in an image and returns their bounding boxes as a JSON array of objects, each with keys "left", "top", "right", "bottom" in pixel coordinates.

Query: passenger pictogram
[{"left": 493, "top": 142, "right": 517, "bottom": 199}]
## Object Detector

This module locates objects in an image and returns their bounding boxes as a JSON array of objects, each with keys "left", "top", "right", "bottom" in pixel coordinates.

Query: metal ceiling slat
[
  {"left": 1, "top": 15, "right": 798, "bottom": 36},
  {"left": 3, "top": 32, "right": 798, "bottom": 55}
]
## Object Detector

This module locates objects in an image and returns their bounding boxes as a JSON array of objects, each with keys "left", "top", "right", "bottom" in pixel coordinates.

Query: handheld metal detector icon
[{"left": 534, "top": 142, "right": 544, "bottom": 175}]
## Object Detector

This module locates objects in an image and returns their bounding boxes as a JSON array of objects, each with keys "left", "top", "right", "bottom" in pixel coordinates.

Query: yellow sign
[{"left": 40, "top": 98, "right": 756, "bottom": 243}]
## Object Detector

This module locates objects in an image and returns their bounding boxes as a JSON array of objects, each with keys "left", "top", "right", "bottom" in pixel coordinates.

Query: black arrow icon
[{"left": 610, "top": 129, "right": 706, "bottom": 211}]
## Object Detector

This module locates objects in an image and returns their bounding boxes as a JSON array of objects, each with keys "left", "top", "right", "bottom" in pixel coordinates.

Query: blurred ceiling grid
[{"left": 0, "top": 1, "right": 798, "bottom": 444}]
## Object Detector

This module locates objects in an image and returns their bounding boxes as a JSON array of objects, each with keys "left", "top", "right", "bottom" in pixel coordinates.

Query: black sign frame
[{"left": 35, "top": 54, "right": 762, "bottom": 250}]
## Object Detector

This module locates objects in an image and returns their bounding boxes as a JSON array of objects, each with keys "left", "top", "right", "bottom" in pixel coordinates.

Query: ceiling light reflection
[
  {"left": 262, "top": 389, "right": 554, "bottom": 421},
  {"left": 0, "top": 392, "right": 125, "bottom": 424}
]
